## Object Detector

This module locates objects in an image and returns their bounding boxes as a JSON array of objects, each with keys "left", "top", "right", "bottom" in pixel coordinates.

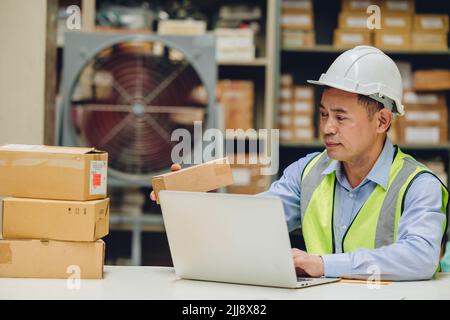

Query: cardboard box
[
  {"left": 341, "top": 0, "right": 380, "bottom": 12},
  {"left": 0, "top": 239, "right": 104, "bottom": 279},
  {"left": 339, "top": 13, "right": 370, "bottom": 30},
  {"left": 0, "top": 145, "right": 108, "bottom": 201},
  {"left": 333, "top": 28, "right": 372, "bottom": 48},
  {"left": 217, "top": 80, "right": 254, "bottom": 130},
  {"left": 2, "top": 197, "right": 109, "bottom": 242},
  {"left": 280, "top": 86, "right": 294, "bottom": 100},
  {"left": 280, "top": 74, "right": 293, "bottom": 87},
  {"left": 382, "top": 14, "right": 412, "bottom": 30},
  {"left": 294, "top": 85, "right": 314, "bottom": 101},
  {"left": 381, "top": 0, "right": 415, "bottom": 14},
  {"left": 414, "top": 14, "right": 449, "bottom": 32},
  {"left": 398, "top": 104, "right": 448, "bottom": 144},
  {"left": 280, "top": 125, "right": 315, "bottom": 143},
  {"left": 151, "top": 157, "right": 234, "bottom": 203},
  {"left": 282, "top": 0, "right": 313, "bottom": 12},
  {"left": 413, "top": 70, "right": 450, "bottom": 91},
  {"left": 374, "top": 30, "right": 410, "bottom": 49},
  {"left": 281, "top": 10, "right": 314, "bottom": 31},
  {"left": 157, "top": 19, "right": 207, "bottom": 35},
  {"left": 403, "top": 91, "right": 446, "bottom": 106},
  {"left": 412, "top": 31, "right": 448, "bottom": 51},
  {"left": 282, "top": 30, "right": 315, "bottom": 48}
]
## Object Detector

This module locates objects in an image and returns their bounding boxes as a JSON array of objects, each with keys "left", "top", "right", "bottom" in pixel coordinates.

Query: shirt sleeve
[
  {"left": 257, "top": 152, "right": 320, "bottom": 232},
  {"left": 321, "top": 172, "right": 446, "bottom": 281}
]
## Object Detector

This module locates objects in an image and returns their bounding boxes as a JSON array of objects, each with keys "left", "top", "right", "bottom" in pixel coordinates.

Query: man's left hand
[{"left": 291, "top": 248, "right": 324, "bottom": 277}]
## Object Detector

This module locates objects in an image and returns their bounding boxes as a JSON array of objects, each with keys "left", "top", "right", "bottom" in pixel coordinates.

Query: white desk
[{"left": 0, "top": 266, "right": 449, "bottom": 300}]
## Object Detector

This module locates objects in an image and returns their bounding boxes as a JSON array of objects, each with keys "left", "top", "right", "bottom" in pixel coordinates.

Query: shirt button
[
  {"left": 348, "top": 193, "right": 354, "bottom": 198},
  {"left": 342, "top": 225, "right": 347, "bottom": 230}
]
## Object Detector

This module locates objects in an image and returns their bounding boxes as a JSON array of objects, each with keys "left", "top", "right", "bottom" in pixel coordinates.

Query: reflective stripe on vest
[{"left": 300, "top": 148, "right": 448, "bottom": 255}]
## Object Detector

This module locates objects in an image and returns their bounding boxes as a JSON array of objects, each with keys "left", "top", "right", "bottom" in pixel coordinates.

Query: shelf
[
  {"left": 282, "top": 45, "right": 450, "bottom": 56},
  {"left": 280, "top": 141, "right": 450, "bottom": 151},
  {"left": 218, "top": 57, "right": 268, "bottom": 66}
]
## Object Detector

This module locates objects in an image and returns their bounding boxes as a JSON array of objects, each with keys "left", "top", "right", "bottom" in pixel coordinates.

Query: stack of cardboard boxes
[
  {"left": 0, "top": 145, "right": 109, "bottom": 279},
  {"left": 334, "top": 0, "right": 448, "bottom": 51},
  {"left": 217, "top": 80, "right": 255, "bottom": 131},
  {"left": 390, "top": 91, "right": 448, "bottom": 145},
  {"left": 278, "top": 73, "right": 315, "bottom": 143},
  {"left": 334, "top": 0, "right": 376, "bottom": 48},
  {"left": 281, "top": 0, "right": 315, "bottom": 49}
]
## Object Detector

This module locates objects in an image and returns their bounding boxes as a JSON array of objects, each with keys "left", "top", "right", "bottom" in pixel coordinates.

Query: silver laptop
[{"left": 159, "top": 191, "right": 339, "bottom": 289}]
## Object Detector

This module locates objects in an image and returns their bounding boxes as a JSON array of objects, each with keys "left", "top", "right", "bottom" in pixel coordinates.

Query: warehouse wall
[{"left": 0, "top": 0, "right": 48, "bottom": 144}]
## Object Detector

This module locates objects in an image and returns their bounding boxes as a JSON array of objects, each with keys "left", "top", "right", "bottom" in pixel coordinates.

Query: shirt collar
[{"left": 321, "top": 138, "right": 395, "bottom": 191}]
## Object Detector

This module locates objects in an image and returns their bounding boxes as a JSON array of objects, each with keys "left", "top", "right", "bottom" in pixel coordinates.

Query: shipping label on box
[
  {"left": 0, "top": 145, "right": 108, "bottom": 201},
  {"left": 339, "top": 13, "right": 369, "bottom": 29},
  {"left": 412, "top": 31, "right": 448, "bottom": 50},
  {"left": 414, "top": 15, "right": 449, "bottom": 32},
  {"left": 0, "top": 239, "right": 104, "bottom": 279},
  {"left": 294, "top": 86, "right": 314, "bottom": 100},
  {"left": 382, "top": 0, "right": 415, "bottom": 14},
  {"left": 151, "top": 157, "right": 234, "bottom": 203},
  {"left": 281, "top": 12, "right": 313, "bottom": 30},
  {"left": 375, "top": 30, "right": 410, "bottom": 49},
  {"left": 294, "top": 100, "right": 314, "bottom": 113},
  {"left": 2, "top": 197, "right": 109, "bottom": 242},
  {"left": 334, "top": 29, "right": 372, "bottom": 48},
  {"left": 341, "top": 0, "right": 379, "bottom": 12},
  {"left": 382, "top": 14, "right": 412, "bottom": 29}
]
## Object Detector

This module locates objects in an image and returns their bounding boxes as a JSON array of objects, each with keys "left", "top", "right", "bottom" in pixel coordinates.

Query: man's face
[{"left": 319, "top": 88, "right": 379, "bottom": 162}]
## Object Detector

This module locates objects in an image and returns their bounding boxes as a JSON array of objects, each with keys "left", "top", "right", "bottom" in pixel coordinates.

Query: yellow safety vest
[{"left": 300, "top": 147, "right": 448, "bottom": 255}]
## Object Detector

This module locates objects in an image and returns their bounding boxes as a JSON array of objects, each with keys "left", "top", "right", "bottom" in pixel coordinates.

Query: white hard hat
[{"left": 307, "top": 45, "right": 404, "bottom": 116}]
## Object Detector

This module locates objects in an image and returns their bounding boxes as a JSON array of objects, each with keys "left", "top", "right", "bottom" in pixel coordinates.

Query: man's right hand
[{"left": 149, "top": 163, "right": 182, "bottom": 201}]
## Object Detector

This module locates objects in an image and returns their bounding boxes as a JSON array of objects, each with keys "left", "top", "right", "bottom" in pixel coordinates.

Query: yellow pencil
[{"left": 340, "top": 279, "right": 392, "bottom": 285}]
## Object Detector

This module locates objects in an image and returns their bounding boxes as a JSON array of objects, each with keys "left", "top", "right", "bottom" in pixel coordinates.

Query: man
[{"left": 151, "top": 46, "right": 448, "bottom": 281}]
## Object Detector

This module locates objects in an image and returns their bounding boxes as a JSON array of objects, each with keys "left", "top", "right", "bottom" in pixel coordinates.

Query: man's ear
[{"left": 376, "top": 108, "right": 392, "bottom": 133}]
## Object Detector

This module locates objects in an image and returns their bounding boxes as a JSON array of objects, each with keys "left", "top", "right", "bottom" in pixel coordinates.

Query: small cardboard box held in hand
[
  {"left": 2, "top": 197, "right": 110, "bottom": 242},
  {"left": 0, "top": 144, "right": 108, "bottom": 201},
  {"left": 151, "top": 157, "right": 234, "bottom": 204}
]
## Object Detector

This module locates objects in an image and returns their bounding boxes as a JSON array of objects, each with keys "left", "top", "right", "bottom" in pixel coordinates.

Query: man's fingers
[
  {"left": 171, "top": 163, "right": 182, "bottom": 171},
  {"left": 150, "top": 191, "right": 156, "bottom": 201}
]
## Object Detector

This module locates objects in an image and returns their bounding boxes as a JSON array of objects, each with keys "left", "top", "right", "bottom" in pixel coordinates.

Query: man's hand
[
  {"left": 149, "top": 163, "right": 182, "bottom": 201},
  {"left": 291, "top": 248, "right": 324, "bottom": 278}
]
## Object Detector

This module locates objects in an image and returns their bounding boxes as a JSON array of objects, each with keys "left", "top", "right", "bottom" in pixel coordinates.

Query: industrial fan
[{"left": 59, "top": 32, "right": 217, "bottom": 186}]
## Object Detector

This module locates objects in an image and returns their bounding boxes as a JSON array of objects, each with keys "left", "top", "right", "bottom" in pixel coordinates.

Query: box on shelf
[
  {"left": 339, "top": 12, "right": 370, "bottom": 30},
  {"left": 413, "top": 70, "right": 450, "bottom": 91},
  {"left": 381, "top": 0, "right": 415, "bottom": 14},
  {"left": 217, "top": 80, "right": 254, "bottom": 130},
  {"left": 157, "top": 19, "right": 207, "bottom": 35},
  {"left": 411, "top": 31, "right": 448, "bottom": 51},
  {"left": 414, "top": 14, "right": 449, "bottom": 32},
  {"left": 0, "top": 145, "right": 107, "bottom": 201},
  {"left": 2, "top": 197, "right": 109, "bottom": 242},
  {"left": 215, "top": 28, "right": 255, "bottom": 62},
  {"left": 282, "top": 30, "right": 315, "bottom": 48},
  {"left": 374, "top": 30, "right": 410, "bottom": 50},
  {"left": 341, "top": 0, "right": 380, "bottom": 12},
  {"left": 382, "top": 14, "right": 412, "bottom": 30},
  {"left": 333, "top": 28, "right": 372, "bottom": 48},
  {"left": 281, "top": 10, "right": 314, "bottom": 31},
  {"left": 294, "top": 85, "right": 314, "bottom": 101},
  {"left": 397, "top": 104, "right": 448, "bottom": 145},
  {"left": 403, "top": 91, "right": 446, "bottom": 106},
  {"left": 282, "top": 0, "right": 313, "bottom": 12},
  {"left": 0, "top": 239, "right": 105, "bottom": 279},
  {"left": 280, "top": 74, "right": 293, "bottom": 87},
  {"left": 151, "top": 157, "right": 234, "bottom": 203}
]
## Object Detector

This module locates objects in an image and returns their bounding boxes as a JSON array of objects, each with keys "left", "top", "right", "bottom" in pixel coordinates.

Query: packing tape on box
[
  {"left": 11, "top": 157, "right": 84, "bottom": 169},
  {"left": 0, "top": 243, "right": 12, "bottom": 264}
]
